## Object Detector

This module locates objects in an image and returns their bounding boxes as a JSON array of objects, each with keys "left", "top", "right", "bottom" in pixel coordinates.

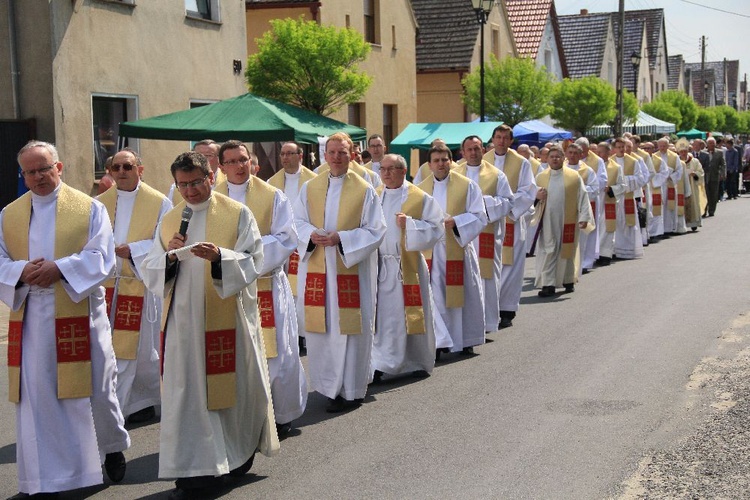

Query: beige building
[
  {"left": 0, "top": 0, "right": 248, "bottom": 196},
  {"left": 246, "top": 0, "right": 418, "bottom": 144},
  {"left": 412, "top": 0, "right": 516, "bottom": 123}
]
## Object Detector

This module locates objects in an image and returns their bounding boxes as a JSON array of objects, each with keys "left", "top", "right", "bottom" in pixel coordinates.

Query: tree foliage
[
  {"left": 695, "top": 108, "right": 717, "bottom": 132},
  {"left": 714, "top": 105, "right": 741, "bottom": 133},
  {"left": 246, "top": 18, "right": 372, "bottom": 115},
  {"left": 462, "top": 56, "right": 554, "bottom": 126},
  {"left": 739, "top": 110, "right": 750, "bottom": 134},
  {"left": 550, "top": 76, "right": 616, "bottom": 135},
  {"left": 641, "top": 101, "right": 682, "bottom": 129},
  {"left": 648, "top": 90, "right": 698, "bottom": 130},
  {"left": 622, "top": 89, "right": 639, "bottom": 124}
]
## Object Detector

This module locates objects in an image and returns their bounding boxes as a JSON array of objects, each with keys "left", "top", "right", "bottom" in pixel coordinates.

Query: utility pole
[
  {"left": 615, "top": 0, "right": 624, "bottom": 137},
  {"left": 701, "top": 35, "right": 706, "bottom": 107}
]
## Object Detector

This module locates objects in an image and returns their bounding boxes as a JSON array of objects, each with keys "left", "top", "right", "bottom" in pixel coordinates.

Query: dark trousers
[
  {"left": 727, "top": 171, "right": 740, "bottom": 199},
  {"left": 706, "top": 179, "right": 719, "bottom": 215}
]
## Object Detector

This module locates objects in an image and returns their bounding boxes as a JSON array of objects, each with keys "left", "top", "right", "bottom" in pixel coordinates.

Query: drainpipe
[{"left": 8, "top": 0, "right": 20, "bottom": 118}]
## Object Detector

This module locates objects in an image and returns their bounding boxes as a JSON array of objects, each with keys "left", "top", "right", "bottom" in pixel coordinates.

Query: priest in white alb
[
  {"left": 372, "top": 154, "right": 446, "bottom": 381},
  {"left": 564, "top": 143, "right": 599, "bottom": 275},
  {"left": 293, "top": 132, "right": 386, "bottom": 413},
  {"left": 215, "top": 140, "right": 307, "bottom": 437},
  {"left": 0, "top": 141, "right": 130, "bottom": 497},
  {"left": 610, "top": 138, "right": 647, "bottom": 260},
  {"left": 141, "top": 152, "right": 278, "bottom": 498}
]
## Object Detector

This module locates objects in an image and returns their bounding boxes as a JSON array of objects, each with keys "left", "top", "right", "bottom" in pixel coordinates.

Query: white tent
[{"left": 586, "top": 110, "right": 676, "bottom": 137}]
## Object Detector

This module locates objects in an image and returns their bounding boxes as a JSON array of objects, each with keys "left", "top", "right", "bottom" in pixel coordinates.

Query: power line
[{"left": 677, "top": 0, "right": 750, "bottom": 19}]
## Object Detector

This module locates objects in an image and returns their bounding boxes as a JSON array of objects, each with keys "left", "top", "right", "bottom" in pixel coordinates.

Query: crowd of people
[{"left": 0, "top": 127, "right": 738, "bottom": 498}]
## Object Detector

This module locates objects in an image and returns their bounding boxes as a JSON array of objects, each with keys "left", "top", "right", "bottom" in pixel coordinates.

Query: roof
[
  {"left": 558, "top": 13, "right": 611, "bottom": 79},
  {"left": 686, "top": 66, "right": 716, "bottom": 105},
  {"left": 389, "top": 121, "right": 503, "bottom": 158},
  {"left": 412, "top": 0, "right": 480, "bottom": 72},
  {"left": 505, "top": 0, "right": 567, "bottom": 76},
  {"left": 685, "top": 60, "right": 740, "bottom": 105},
  {"left": 612, "top": 18, "right": 645, "bottom": 93},
  {"left": 623, "top": 9, "right": 666, "bottom": 71},
  {"left": 667, "top": 54, "right": 683, "bottom": 91}
]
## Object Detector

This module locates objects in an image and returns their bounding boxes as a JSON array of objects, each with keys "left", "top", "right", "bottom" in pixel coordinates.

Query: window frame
[{"left": 91, "top": 93, "right": 139, "bottom": 180}]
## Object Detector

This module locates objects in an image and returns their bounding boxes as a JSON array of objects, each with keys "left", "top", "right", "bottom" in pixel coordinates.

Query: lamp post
[
  {"left": 630, "top": 51, "right": 641, "bottom": 135},
  {"left": 704, "top": 80, "right": 709, "bottom": 107},
  {"left": 471, "top": 0, "right": 495, "bottom": 122}
]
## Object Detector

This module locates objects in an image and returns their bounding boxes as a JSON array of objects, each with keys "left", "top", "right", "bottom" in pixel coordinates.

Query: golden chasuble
[
  {"left": 619, "top": 155, "right": 638, "bottom": 227},
  {"left": 215, "top": 177, "right": 280, "bottom": 359},
  {"left": 99, "top": 182, "right": 165, "bottom": 360},
  {"left": 159, "top": 194, "right": 242, "bottom": 410},
  {"left": 455, "top": 160, "right": 499, "bottom": 279},
  {"left": 573, "top": 164, "right": 596, "bottom": 217},
  {"left": 653, "top": 151, "right": 684, "bottom": 215},
  {"left": 604, "top": 162, "right": 620, "bottom": 233},
  {"left": 268, "top": 166, "right": 317, "bottom": 298},
  {"left": 536, "top": 167, "right": 581, "bottom": 260},
  {"left": 418, "top": 171, "right": 469, "bottom": 308},
  {"left": 485, "top": 148, "right": 523, "bottom": 267},
  {"left": 650, "top": 153, "right": 667, "bottom": 217},
  {"left": 5, "top": 184, "right": 93, "bottom": 402},
  {"left": 304, "top": 172, "right": 367, "bottom": 334},
  {"left": 377, "top": 184, "right": 427, "bottom": 335}
]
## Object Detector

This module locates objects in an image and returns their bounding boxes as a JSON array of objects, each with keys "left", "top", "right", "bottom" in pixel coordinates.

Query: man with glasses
[
  {"left": 215, "top": 140, "right": 307, "bottom": 438},
  {"left": 364, "top": 134, "right": 386, "bottom": 177},
  {"left": 167, "top": 139, "right": 225, "bottom": 204},
  {"left": 0, "top": 141, "right": 130, "bottom": 497},
  {"left": 294, "top": 132, "right": 386, "bottom": 413},
  {"left": 96, "top": 148, "right": 172, "bottom": 425},
  {"left": 142, "top": 151, "right": 279, "bottom": 497}
]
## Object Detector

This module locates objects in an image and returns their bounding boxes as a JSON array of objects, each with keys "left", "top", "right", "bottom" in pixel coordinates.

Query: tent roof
[
  {"left": 513, "top": 119, "right": 572, "bottom": 144},
  {"left": 119, "top": 93, "right": 366, "bottom": 144},
  {"left": 389, "top": 122, "right": 503, "bottom": 158},
  {"left": 676, "top": 128, "right": 706, "bottom": 139},
  {"left": 586, "top": 110, "right": 675, "bottom": 137}
]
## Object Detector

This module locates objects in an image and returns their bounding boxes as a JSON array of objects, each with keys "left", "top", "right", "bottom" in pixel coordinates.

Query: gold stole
[
  {"left": 419, "top": 171, "right": 469, "bottom": 308},
  {"left": 215, "top": 178, "right": 279, "bottom": 359},
  {"left": 304, "top": 172, "right": 367, "bottom": 334},
  {"left": 575, "top": 165, "right": 596, "bottom": 217},
  {"left": 651, "top": 153, "right": 665, "bottom": 216},
  {"left": 318, "top": 161, "right": 372, "bottom": 183},
  {"left": 620, "top": 155, "right": 637, "bottom": 227},
  {"left": 417, "top": 161, "right": 458, "bottom": 182},
  {"left": 5, "top": 184, "right": 93, "bottom": 402},
  {"left": 604, "top": 162, "right": 620, "bottom": 233},
  {"left": 485, "top": 149, "right": 523, "bottom": 267},
  {"left": 99, "top": 183, "right": 165, "bottom": 360},
  {"left": 536, "top": 167, "right": 580, "bottom": 260},
  {"left": 455, "top": 161, "right": 499, "bottom": 279},
  {"left": 377, "top": 184, "right": 427, "bottom": 334},
  {"left": 159, "top": 194, "right": 242, "bottom": 410},
  {"left": 268, "top": 167, "right": 317, "bottom": 298}
]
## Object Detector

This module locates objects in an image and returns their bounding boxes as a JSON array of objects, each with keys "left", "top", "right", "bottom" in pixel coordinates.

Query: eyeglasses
[
  {"left": 176, "top": 176, "right": 208, "bottom": 190},
  {"left": 110, "top": 163, "right": 135, "bottom": 172},
  {"left": 222, "top": 158, "right": 250, "bottom": 166},
  {"left": 21, "top": 165, "right": 55, "bottom": 177}
]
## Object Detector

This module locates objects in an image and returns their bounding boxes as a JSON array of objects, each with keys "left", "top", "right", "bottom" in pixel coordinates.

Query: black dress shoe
[
  {"left": 104, "top": 451, "right": 126, "bottom": 483},
  {"left": 371, "top": 370, "right": 384, "bottom": 384},
  {"left": 582, "top": 268, "right": 589, "bottom": 275},
  {"left": 127, "top": 406, "right": 156, "bottom": 424},
  {"left": 228, "top": 454, "right": 255, "bottom": 477},
  {"left": 435, "top": 347, "right": 449, "bottom": 362},
  {"left": 298, "top": 336, "right": 306, "bottom": 355},
  {"left": 461, "top": 346, "right": 477, "bottom": 356},
  {"left": 276, "top": 422, "right": 293, "bottom": 439},
  {"left": 498, "top": 317, "right": 513, "bottom": 329},
  {"left": 411, "top": 370, "right": 430, "bottom": 378},
  {"left": 563, "top": 283, "right": 574, "bottom": 293},
  {"left": 597, "top": 256, "right": 611, "bottom": 266},
  {"left": 538, "top": 286, "right": 555, "bottom": 297}
]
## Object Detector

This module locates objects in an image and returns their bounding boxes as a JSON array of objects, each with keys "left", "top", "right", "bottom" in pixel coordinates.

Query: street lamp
[
  {"left": 471, "top": 0, "right": 495, "bottom": 122},
  {"left": 630, "top": 51, "right": 641, "bottom": 134},
  {"left": 704, "top": 80, "right": 709, "bottom": 107}
]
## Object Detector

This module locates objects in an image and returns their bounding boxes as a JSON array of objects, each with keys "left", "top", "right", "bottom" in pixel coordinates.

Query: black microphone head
[{"left": 181, "top": 206, "right": 193, "bottom": 221}]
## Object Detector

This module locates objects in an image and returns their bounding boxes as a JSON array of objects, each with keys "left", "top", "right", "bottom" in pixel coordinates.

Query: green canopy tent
[
  {"left": 389, "top": 122, "right": 504, "bottom": 159},
  {"left": 675, "top": 128, "right": 707, "bottom": 140},
  {"left": 119, "top": 93, "right": 366, "bottom": 144}
]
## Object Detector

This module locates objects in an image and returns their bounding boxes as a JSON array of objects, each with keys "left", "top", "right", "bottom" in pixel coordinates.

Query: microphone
[{"left": 179, "top": 207, "right": 193, "bottom": 238}]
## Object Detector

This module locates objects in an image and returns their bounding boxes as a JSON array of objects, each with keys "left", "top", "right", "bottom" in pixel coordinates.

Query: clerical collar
[
  {"left": 434, "top": 175, "right": 449, "bottom": 183},
  {"left": 284, "top": 169, "right": 301, "bottom": 178},
  {"left": 117, "top": 181, "right": 140, "bottom": 198},
  {"left": 466, "top": 163, "right": 481, "bottom": 169},
  {"left": 384, "top": 183, "right": 405, "bottom": 191},
  {"left": 228, "top": 178, "right": 250, "bottom": 191},
  {"left": 494, "top": 151, "right": 507, "bottom": 158},
  {"left": 31, "top": 181, "right": 62, "bottom": 204},
  {"left": 328, "top": 170, "right": 347, "bottom": 179},
  {"left": 187, "top": 196, "right": 211, "bottom": 212}
]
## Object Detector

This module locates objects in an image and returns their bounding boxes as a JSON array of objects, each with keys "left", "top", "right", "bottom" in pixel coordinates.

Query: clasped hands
[
  {"left": 20, "top": 258, "right": 62, "bottom": 288},
  {"left": 167, "top": 233, "right": 220, "bottom": 262},
  {"left": 310, "top": 230, "right": 341, "bottom": 247}
]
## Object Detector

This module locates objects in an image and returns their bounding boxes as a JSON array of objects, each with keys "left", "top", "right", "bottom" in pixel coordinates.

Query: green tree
[
  {"left": 648, "top": 90, "right": 698, "bottom": 130},
  {"left": 246, "top": 18, "right": 372, "bottom": 115},
  {"left": 738, "top": 110, "right": 750, "bottom": 134},
  {"left": 711, "top": 107, "right": 726, "bottom": 132},
  {"left": 695, "top": 108, "right": 717, "bottom": 132},
  {"left": 714, "top": 105, "right": 741, "bottom": 133},
  {"left": 462, "top": 56, "right": 554, "bottom": 125},
  {"left": 622, "top": 89, "right": 639, "bottom": 123},
  {"left": 641, "top": 101, "right": 682, "bottom": 129},
  {"left": 550, "top": 76, "right": 616, "bottom": 135}
]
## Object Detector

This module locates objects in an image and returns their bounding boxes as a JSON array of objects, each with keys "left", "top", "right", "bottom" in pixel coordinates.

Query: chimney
[{"left": 580, "top": 8, "right": 588, "bottom": 15}]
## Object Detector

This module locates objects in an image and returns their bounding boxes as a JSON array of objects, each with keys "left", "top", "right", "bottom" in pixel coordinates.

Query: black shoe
[
  {"left": 276, "top": 422, "right": 293, "bottom": 439},
  {"left": 326, "top": 396, "right": 361, "bottom": 413},
  {"left": 498, "top": 317, "right": 513, "bottom": 329},
  {"left": 298, "top": 336, "right": 306, "bottom": 355},
  {"left": 371, "top": 370, "right": 384, "bottom": 384},
  {"left": 435, "top": 347, "right": 449, "bottom": 362},
  {"left": 411, "top": 370, "right": 430, "bottom": 378},
  {"left": 461, "top": 346, "right": 477, "bottom": 356},
  {"left": 538, "top": 286, "right": 555, "bottom": 297},
  {"left": 564, "top": 283, "right": 574, "bottom": 293},
  {"left": 127, "top": 406, "right": 155, "bottom": 424},
  {"left": 7, "top": 494, "right": 58, "bottom": 500},
  {"left": 228, "top": 454, "right": 255, "bottom": 477},
  {"left": 597, "top": 256, "right": 611, "bottom": 266},
  {"left": 582, "top": 268, "right": 589, "bottom": 275},
  {"left": 172, "top": 476, "right": 223, "bottom": 499},
  {"left": 691, "top": 227, "right": 697, "bottom": 232},
  {"left": 104, "top": 451, "right": 126, "bottom": 483}
]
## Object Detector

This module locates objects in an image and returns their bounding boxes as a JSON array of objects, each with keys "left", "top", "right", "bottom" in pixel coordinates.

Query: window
[
  {"left": 383, "top": 104, "right": 396, "bottom": 145},
  {"left": 92, "top": 95, "right": 137, "bottom": 179},
  {"left": 348, "top": 103, "right": 364, "bottom": 127},
  {"left": 392, "top": 25, "right": 397, "bottom": 50},
  {"left": 345, "top": 14, "right": 351, "bottom": 29},
  {"left": 608, "top": 61, "right": 614, "bottom": 85},
  {"left": 363, "top": 0, "right": 380, "bottom": 44},
  {"left": 186, "top": 0, "right": 219, "bottom": 22},
  {"left": 491, "top": 26, "right": 500, "bottom": 58},
  {"left": 544, "top": 49, "right": 553, "bottom": 73}
]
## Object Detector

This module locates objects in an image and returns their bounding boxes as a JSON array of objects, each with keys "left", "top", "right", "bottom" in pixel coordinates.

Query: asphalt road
[{"left": 1, "top": 196, "right": 749, "bottom": 499}]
